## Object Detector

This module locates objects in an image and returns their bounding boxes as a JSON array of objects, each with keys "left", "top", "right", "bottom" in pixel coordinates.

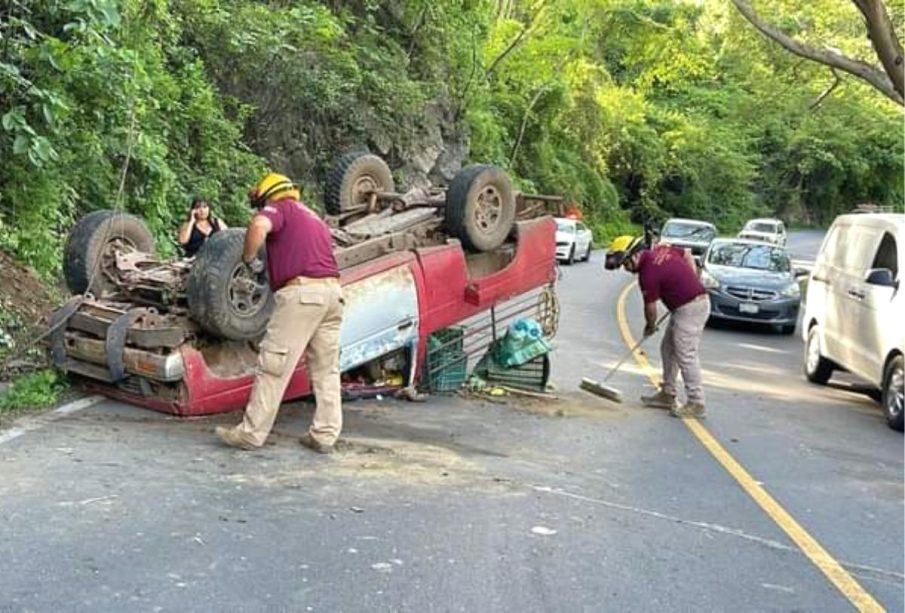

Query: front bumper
[
  {"left": 708, "top": 290, "right": 800, "bottom": 325},
  {"left": 555, "top": 241, "right": 574, "bottom": 259}
]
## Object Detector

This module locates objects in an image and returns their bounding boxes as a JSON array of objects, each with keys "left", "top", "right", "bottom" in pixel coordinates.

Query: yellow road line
[{"left": 616, "top": 282, "right": 884, "bottom": 612}]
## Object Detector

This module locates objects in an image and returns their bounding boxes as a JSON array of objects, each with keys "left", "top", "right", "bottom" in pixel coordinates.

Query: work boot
[
  {"left": 300, "top": 433, "right": 335, "bottom": 455},
  {"left": 215, "top": 426, "right": 258, "bottom": 451},
  {"left": 670, "top": 402, "right": 705, "bottom": 419},
  {"left": 640, "top": 389, "right": 677, "bottom": 410}
]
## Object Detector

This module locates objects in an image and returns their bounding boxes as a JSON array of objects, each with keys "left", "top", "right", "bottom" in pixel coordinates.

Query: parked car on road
[
  {"left": 701, "top": 238, "right": 800, "bottom": 334},
  {"left": 738, "top": 218, "right": 788, "bottom": 246},
  {"left": 660, "top": 218, "right": 716, "bottom": 261},
  {"left": 802, "top": 212, "right": 904, "bottom": 431},
  {"left": 555, "top": 217, "right": 593, "bottom": 264}
]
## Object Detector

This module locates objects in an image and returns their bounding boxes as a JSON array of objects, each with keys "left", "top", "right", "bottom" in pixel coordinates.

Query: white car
[
  {"left": 555, "top": 218, "right": 593, "bottom": 264},
  {"left": 802, "top": 212, "right": 904, "bottom": 431},
  {"left": 738, "top": 218, "right": 787, "bottom": 246}
]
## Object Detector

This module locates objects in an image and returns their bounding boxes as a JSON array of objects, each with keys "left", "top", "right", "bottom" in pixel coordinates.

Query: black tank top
[{"left": 184, "top": 218, "right": 221, "bottom": 257}]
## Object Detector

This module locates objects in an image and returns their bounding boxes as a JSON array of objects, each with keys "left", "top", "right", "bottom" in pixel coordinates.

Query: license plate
[{"left": 739, "top": 302, "right": 759, "bottom": 314}]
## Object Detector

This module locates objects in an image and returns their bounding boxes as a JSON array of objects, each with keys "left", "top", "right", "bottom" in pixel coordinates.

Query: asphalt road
[{"left": 1, "top": 233, "right": 902, "bottom": 612}]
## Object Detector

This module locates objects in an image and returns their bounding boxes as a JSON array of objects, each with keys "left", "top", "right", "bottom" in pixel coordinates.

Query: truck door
[{"left": 339, "top": 264, "right": 419, "bottom": 373}]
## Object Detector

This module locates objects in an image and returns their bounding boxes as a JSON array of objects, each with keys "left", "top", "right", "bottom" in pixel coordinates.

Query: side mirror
[
  {"left": 793, "top": 267, "right": 810, "bottom": 279},
  {"left": 865, "top": 268, "right": 896, "bottom": 287}
]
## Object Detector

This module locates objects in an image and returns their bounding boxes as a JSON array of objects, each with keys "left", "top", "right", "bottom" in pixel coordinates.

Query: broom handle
[{"left": 602, "top": 311, "right": 670, "bottom": 383}]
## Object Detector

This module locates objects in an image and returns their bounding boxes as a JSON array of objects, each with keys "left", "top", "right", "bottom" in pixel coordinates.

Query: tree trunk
[{"left": 851, "top": 0, "right": 904, "bottom": 101}]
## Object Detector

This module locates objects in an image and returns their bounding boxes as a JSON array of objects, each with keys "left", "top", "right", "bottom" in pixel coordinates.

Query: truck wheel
[
  {"left": 883, "top": 355, "right": 904, "bottom": 431},
  {"left": 804, "top": 325, "right": 833, "bottom": 384},
  {"left": 186, "top": 229, "right": 274, "bottom": 341},
  {"left": 324, "top": 152, "right": 394, "bottom": 216},
  {"left": 445, "top": 165, "right": 516, "bottom": 253},
  {"left": 63, "top": 210, "right": 155, "bottom": 296}
]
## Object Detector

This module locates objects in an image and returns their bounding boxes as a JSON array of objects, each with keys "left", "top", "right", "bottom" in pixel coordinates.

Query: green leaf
[
  {"left": 12, "top": 135, "right": 29, "bottom": 155},
  {"left": 42, "top": 104, "right": 55, "bottom": 127},
  {"left": 1, "top": 112, "right": 15, "bottom": 131}
]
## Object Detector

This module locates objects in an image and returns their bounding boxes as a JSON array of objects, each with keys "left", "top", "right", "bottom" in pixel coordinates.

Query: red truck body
[{"left": 84, "top": 218, "right": 556, "bottom": 416}]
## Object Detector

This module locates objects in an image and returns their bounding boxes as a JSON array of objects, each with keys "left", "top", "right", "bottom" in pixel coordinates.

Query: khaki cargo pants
[
  {"left": 660, "top": 294, "right": 710, "bottom": 405},
  {"left": 236, "top": 277, "right": 344, "bottom": 447}
]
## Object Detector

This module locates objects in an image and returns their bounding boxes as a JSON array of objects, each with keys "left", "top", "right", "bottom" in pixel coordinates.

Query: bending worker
[
  {"left": 605, "top": 235, "right": 709, "bottom": 418},
  {"left": 216, "top": 173, "right": 344, "bottom": 453}
]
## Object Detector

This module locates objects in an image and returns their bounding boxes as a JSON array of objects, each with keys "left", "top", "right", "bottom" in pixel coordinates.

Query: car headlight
[
  {"left": 700, "top": 270, "right": 720, "bottom": 290},
  {"left": 779, "top": 282, "right": 800, "bottom": 297}
]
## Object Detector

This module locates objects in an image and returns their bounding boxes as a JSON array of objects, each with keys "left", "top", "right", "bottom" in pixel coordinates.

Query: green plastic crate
[{"left": 425, "top": 327, "right": 467, "bottom": 393}]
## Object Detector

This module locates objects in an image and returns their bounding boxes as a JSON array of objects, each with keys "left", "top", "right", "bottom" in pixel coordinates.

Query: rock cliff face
[
  {"left": 248, "top": 92, "right": 469, "bottom": 198},
  {"left": 390, "top": 99, "right": 470, "bottom": 189},
  {"left": 272, "top": 100, "right": 468, "bottom": 198}
]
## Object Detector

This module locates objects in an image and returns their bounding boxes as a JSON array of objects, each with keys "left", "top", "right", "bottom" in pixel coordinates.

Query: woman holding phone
[{"left": 177, "top": 197, "right": 227, "bottom": 257}]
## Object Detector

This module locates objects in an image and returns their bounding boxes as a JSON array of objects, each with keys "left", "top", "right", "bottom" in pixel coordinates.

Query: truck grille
[{"left": 725, "top": 286, "right": 778, "bottom": 301}]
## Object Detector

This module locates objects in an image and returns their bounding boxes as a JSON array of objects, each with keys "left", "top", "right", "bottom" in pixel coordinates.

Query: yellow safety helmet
[
  {"left": 249, "top": 172, "right": 300, "bottom": 208},
  {"left": 604, "top": 235, "right": 644, "bottom": 270}
]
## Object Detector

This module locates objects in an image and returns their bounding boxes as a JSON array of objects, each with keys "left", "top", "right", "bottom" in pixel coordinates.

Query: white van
[{"left": 802, "top": 213, "right": 904, "bottom": 430}]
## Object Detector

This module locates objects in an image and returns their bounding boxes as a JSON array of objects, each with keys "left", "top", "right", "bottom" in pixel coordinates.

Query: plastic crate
[
  {"left": 425, "top": 327, "right": 468, "bottom": 393},
  {"left": 481, "top": 353, "right": 550, "bottom": 392}
]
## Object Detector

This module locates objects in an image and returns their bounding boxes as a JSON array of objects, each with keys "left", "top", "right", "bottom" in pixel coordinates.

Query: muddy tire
[
  {"left": 444, "top": 165, "right": 516, "bottom": 252},
  {"left": 186, "top": 229, "right": 273, "bottom": 341},
  {"left": 324, "top": 152, "right": 394, "bottom": 215},
  {"left": 63, "top": 210, "right": 155, "bottom": 296}
]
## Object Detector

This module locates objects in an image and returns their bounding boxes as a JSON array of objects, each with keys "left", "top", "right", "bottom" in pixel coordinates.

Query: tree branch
[
  {"left": 509, "top": 56, "right": 569, "bottom": 166},
  {"left": 809, "top": 68, "right": 843, "bottom": 110},
  {"left": 731, "top": 0, "right": 903, "bottom": 106},
  {"left": 484, "top": 0, "right": 548, "bottom": 79}
]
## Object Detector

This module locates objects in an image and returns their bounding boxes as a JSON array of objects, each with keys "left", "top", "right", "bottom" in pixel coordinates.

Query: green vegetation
[
  {"left": 1, "top": 0, "right": 901, "bottom": 277},
  {"left": 0, "top": 369, "right": 68, "bottom": 415}
]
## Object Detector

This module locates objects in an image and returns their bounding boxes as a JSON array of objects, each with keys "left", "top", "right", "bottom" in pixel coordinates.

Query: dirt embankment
[{"left": 0, "top": 250, "right": 61, "bottom": 376}]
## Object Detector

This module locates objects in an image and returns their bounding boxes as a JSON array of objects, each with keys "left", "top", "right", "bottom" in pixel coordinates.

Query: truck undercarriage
[{"left": 50, "top": 154, "right": 562, "bottom": 415}]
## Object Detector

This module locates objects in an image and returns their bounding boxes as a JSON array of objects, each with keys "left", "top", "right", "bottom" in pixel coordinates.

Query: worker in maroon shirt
[
  {"left": 216, "top": 172, "right": 344, "bottom": 453},
  {"left": 605, "top": 235, "right": 710, "bottom": 418}
]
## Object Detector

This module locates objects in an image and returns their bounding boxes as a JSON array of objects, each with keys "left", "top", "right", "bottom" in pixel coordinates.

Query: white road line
[{"left": 0, "top": 395, "right": 104, "bottom": 446}]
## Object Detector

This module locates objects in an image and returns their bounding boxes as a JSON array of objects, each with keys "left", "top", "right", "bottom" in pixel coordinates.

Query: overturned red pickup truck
[{"left": 50, "top": 154, "right": 560, "bottom": 416}]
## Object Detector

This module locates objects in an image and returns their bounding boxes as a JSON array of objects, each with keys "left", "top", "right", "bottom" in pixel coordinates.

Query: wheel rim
[
  {"left": 351, "top": 174, "right": 381, "bottom": 207},
  {"left": 806, "top": 328, "right": 821, "bottom": 375},
  {"left": 473, "top": 185, "right": 502, "bottom": 236},
  {"left": 886, "top": 362, "right": 904, "bottom": 418},
  {"left": 228, "top": 266, "right": 269, "bottom": 317}
]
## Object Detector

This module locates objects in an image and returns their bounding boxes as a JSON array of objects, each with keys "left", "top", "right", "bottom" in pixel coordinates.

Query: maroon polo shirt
[
  {"left": 637, "top": 244, "right": 705, "bottom": 311},
  {"left": 255, "top": 198, "right": 338, "bottom": 290}
]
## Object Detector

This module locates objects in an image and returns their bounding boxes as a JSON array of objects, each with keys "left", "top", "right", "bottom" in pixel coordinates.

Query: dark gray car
[{"left": 701, "top": 238, "right": 801, "bottom": 334}]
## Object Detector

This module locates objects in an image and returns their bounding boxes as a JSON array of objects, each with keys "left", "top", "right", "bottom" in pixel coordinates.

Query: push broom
[{"left": 580, "top": 312, "right": 670, "bottom": 403}]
